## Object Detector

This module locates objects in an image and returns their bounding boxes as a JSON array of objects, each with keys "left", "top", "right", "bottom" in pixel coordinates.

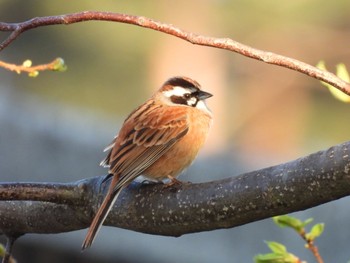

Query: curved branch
[
  {"left": 0, "top": 11, "right": 349, "bottom": 95},
  {"left": 0, "top": 141, "right": 349, "bottom": 237}
]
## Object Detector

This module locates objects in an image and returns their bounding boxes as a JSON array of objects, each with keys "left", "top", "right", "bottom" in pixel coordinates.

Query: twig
[
  {"left": 299, "top": 230, "right": 324, "bottom": 263},
  {"left": 0, "top": 58, "right": 66, "bottom": 76},
  {"left": 0, "top": 11, "right": 349, "bottom": 94}
]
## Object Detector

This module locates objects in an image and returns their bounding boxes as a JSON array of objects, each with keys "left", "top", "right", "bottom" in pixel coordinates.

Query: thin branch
[
  {"left": 0, "top": 141, "right": 349, "bottom": 237},
  {"left": 297, "top": 228, "right": 324, "bottom": 263},
  {"left": 299, "top": 230, "right": 324, "bottom": 263},
  {"left": 0, "top": 58, "right": 66, "bottom": 76},
  {"left": 1, "top": 11, "right": 350, "bottom": 95}
]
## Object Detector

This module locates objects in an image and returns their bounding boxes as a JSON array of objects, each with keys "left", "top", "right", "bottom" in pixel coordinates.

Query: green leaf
[
  {"left": 0, "top": 243, "right": 5, "bottom": 257},
  {"left": 316, "top": 61, "right": 350, "bottom": 103},
  {"left": 255, "top": 238, "right": 301, "bottom": 263},
  {"left": 22, "top": 59, "right": 32, "bottom": 68},
  {"left": 337, "top": 63, "right": 350, "bottom": 82},
  {"left": 301, "top": 218, "right": 314, "bottom": 227},
  {"left": 265, "top": 241, "right": 287, "bottom": 254},
  {"left": 28, "top": 71, "right": 39, "bottom": 77},
  {"left": 254, "top": 253, "right": 285, "bottom": 263},
  {"left": 254, "top": 252, "right": 300, "bottom": 263},
  {"left": 306, "top": 223, "right": 324, "bottom": 241},
  {"left": 273, "top": 215, "right": 307, "bottom": 232},
  {"left": 52, "top": 58, "right": 67, "bottom": 72},
  {"left": 316, "top": 60, "right": 327, "bottom": 71}
]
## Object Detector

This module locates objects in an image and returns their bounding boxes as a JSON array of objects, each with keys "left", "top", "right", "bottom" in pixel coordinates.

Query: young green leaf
[
  {"left": 0, "top": 243, "right": 5, "bottom": 257},
  {"left": 305, "top": 223, "right": 324, "bottom": 241},
  {"left": 301, "top": 218, "right": 314, "bottom": 227},
  {"left": 254, "top": 252, "right": 300, "bottom": 263},
  {"left": 265, "top": 241, "right": 287, "bottom": 254},
  {"left": 254, "top": 253, "right": 285, "bottom": 263},
  {"left": 316, "top": 61, "right": 350, "bottom": 103},
  {"left": 22, "top": 59, "right": 32, "bottom": 68},
  {"left": 336, "top": 63, "right": 350, "bottom": 82},
  {"left": 52, "top": 58, "right": 67, "bottom": 72},
  {"left": 273, "top": 215, "right": 306, "bottom": 232},
  {"left": 28, "top": 71, "right": 39, "bottom": 77}
]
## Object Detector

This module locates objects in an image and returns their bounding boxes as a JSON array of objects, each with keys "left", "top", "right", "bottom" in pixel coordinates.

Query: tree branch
[
  {"left": 0, "top": 58, "right": 66, "bottom": 77},
  {"left": 1, "top": 11, "right": 350, "bottom": 95},
  {"left": 1, "top": 141, "right": 349, "bottom": 237}
]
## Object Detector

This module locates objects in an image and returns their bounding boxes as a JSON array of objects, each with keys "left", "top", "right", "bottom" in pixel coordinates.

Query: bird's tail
[{"left": 81, "top": 187, "right": 123, "bottom": 250}]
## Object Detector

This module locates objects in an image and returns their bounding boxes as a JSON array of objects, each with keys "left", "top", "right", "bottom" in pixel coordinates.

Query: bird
[{"left": 82, "top": 76, "right": 213, "bottom": 250}]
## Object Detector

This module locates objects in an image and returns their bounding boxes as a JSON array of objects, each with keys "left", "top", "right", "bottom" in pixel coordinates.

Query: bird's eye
[{"left": 184, "top": 93, "right": 191, "bottom": 99}]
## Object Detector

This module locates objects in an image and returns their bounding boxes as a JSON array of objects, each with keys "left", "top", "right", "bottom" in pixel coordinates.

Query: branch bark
[
  {"left": 1, "top": 141, "right": 349, "bottom": 237},
  {"left": 1, "top": 11, "right": 350, "bottom": 95}
]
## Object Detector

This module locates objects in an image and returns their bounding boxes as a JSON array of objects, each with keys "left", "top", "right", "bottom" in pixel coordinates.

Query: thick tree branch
[
  {"left": 1, "top": 141, "right": 349, "bottom": 237},
  {"left": 1, "top": 11, "right": 350, "bottom": 95},
  {"left": 0, "top": 181, "right": 85, "bottom": 205}
]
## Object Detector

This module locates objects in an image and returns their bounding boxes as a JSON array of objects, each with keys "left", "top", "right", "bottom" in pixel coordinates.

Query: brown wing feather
[{"left": 102, "top": 100, "right": 189, "bottom": 190}]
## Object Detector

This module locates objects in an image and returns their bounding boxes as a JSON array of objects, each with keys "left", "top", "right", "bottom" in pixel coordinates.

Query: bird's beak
[{"left": 197, "top": 90, "right": 213, "bottom": 100}]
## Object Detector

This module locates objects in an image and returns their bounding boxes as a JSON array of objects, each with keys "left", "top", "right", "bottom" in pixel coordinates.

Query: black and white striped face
[{"left": 161, "top": 77, "right": 213, "bottom": 112}]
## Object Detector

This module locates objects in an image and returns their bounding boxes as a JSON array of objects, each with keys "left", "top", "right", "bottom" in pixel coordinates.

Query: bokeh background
[{"left": 1, "top": 1, "right": 350, "bottom": 262}]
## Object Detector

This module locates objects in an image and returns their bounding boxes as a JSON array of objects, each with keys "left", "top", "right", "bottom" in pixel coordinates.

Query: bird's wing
[
  {"left": 100, "top": 135, "right": 118, "bottom": 168},
  {"left": 103, "top": 102, "right": 189, "bottom": 191}
]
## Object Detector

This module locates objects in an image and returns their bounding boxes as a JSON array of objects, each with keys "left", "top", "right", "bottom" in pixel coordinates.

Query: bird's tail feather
[{"left": 81, "top": 187, "right": 123, "bottom": 250}]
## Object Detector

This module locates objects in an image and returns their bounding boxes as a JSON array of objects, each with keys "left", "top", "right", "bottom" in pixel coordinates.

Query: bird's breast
[{"left": 143, "top": 108, "right": 212, "bottom": 180}]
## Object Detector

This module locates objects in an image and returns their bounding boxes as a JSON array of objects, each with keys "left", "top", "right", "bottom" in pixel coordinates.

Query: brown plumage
[{"left": 82, "top": 76, "right": 213, "bottom": 249}]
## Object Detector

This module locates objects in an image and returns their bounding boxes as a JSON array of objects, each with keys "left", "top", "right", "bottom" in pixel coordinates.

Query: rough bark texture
[{"left": 0, "top": 141, "right": 349, "bottom": 237}]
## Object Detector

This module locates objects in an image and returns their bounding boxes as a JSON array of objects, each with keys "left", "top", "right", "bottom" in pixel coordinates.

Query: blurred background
[{"left": 1, "top": 1, "right": 350, "bottom": 262}]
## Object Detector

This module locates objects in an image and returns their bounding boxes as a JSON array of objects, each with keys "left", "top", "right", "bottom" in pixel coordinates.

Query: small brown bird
[{"left": 82, "top": 76, "right": 213, "bottom": 249}]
